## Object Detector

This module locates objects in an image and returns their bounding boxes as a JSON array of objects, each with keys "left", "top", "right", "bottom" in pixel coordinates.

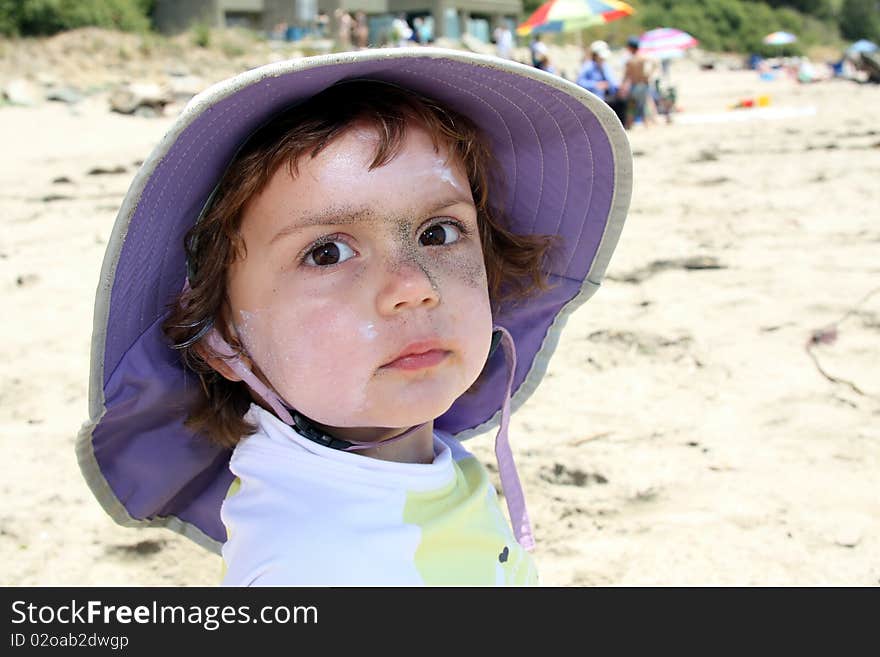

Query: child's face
[{"left": 224, "top": 122, "right": 493, "bottom": 430}]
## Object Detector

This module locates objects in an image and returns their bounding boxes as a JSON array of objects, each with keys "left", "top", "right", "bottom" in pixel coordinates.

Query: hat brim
[{"left": 77, "top": 47, "right": 632, "bottom": 553}]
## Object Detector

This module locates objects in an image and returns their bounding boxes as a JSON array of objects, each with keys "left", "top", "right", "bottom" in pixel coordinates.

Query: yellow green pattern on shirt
[
  {"left": 220, "top": 477, "right": 242, "bottom": 582},
  {"left": 403, "top": 456, "right": 538, "bottom": 585}
]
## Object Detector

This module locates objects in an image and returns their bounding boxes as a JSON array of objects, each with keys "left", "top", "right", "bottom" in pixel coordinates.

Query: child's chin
[
  {"left": 362, "top": 396, "right": 460, "bottom": 429},
  {"left": 361, "top": 398, "right": 454, "bottom": 428},
  {"left": 299, "top": 379, "right": 473, "bottom": 428}
]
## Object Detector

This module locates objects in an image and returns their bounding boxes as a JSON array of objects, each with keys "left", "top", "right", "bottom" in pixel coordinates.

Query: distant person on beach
[
  {"left": 530, "top": 34, "right": 553, "bottom": 72},
  {"left": 418, "top": 17, "right": 433, "bottom": 43},
  {"left": 315, "top": 12, "right": 329, "bottom": 37},
  {"left": 853, "top": 50, "right": 880, "bottom": 83},
  {"left": 390, "top": 14, "right": 413, "bottom": 47},
  {"left": 494, "top": 23, "right": 514, "bottom": 60},
  {"left": 411, "top": 17, "right": 425, "bottom": 44},
  {"left": 77, "top": 50, "right": 632, "bottom": 586},
  {"left": 577, "top": 40, "right": 625, "bottom": 125},
  {"left": 353, "top": 12, "right": 369, "bottom": 49},
  {"left": 621, "top": 36, "right": 656, "bottom": 128},
  {"left": 333, "top": 10, "right": 353, "bottom": 51},
  {"left": 795, "top": 57, "right": 833, "bottom": 83}
]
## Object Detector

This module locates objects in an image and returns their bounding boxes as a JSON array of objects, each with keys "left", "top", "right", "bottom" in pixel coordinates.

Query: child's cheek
[
  {"left": 237, "top": 297, "right": 377, "bottom": 423},
  {"left": 425, "top": 252, "right": 493, "bottom": 381}
]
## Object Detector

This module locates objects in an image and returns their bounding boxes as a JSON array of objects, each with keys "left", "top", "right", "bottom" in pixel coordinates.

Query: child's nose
[{"left": 375, "top": 261, "right": 440, "bottom": 316}]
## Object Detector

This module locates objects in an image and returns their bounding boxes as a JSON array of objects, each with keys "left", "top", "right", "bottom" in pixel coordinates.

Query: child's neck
[{"left": 332, "top": 421, "right": 436, "bottom": 465}]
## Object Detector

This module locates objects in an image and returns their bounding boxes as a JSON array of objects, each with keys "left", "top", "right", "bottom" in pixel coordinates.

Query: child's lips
[{"left": 381, "top": 340, "right": 451, "bottom": 371}]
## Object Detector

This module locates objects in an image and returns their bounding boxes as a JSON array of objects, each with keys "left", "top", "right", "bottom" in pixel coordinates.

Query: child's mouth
[{"left": 381, "top": 341, "right": 451, "bottom": 371}]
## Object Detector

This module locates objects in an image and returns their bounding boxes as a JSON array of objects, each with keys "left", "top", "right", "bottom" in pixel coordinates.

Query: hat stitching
[
  {"left": 484, "top": 79, "right": 604, "bottom": 278},
  {"left": 439, "top": 65, "right": 599, "bottom": 280},
  {"left": 555, "top": 93, "right": 602, "bottom": 278},
  {"left": 453, "top": 64, "right": 567, "bottom": 241},
  {"left": 576, "top": 105, "right": 630, "bottom": 287},
  {"left": 497, "top": 79, "right": 572, "bottom": 246},
  {"left": 531, "top": 83, "right": 618, "bottom": 279},
  {"left": 430, "top": 64, "right": 610, "bottom": 281}
]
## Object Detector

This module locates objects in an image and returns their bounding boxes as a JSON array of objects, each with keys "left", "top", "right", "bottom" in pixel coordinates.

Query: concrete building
[
  {"left": 154, "top": 0, "right": 314, "bottom": 33},
  {"left": 153, "top": 0, "right": 521, "bottom": 40},
  {"left": 322, "top": 0, "right": 521, "bottom": 39}
]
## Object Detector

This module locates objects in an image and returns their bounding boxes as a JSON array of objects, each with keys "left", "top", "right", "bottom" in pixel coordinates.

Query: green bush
[
  {"left": 840, "top": 0, "right": 880, "bottom": 42},
  {"left": 626, "top": 0, "right": 844, "bottom": 54},
  {"left": 192, "top": 22, "right": 211, "bottom": 48},
  {"left": 0, "top": 0, "right": 151, "bottom": 37},
  {"left": 0, "top": 2, "right": 16, "bottom": 36}
]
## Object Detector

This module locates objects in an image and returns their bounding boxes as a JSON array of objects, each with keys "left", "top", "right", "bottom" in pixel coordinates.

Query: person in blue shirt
[
  {"left": 577, "top": 40, "right": 625, "bottom": 125},
  {"left": 577, "top": 40, "right": 617, "bottom": 99}
]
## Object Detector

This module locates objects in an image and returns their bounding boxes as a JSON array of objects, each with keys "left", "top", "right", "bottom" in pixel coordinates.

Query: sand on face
[{"left": 1, "top": 41, "right": 878, "bottom": 586}]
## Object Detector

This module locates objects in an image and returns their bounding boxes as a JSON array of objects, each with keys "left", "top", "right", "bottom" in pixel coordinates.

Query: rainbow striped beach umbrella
[
  {"left": 638, "top": 27, "right": 699, "bottom": 60},
  {"left": 517, "top": 0, "right": 635, "bottom": 36},
  {"left": 763, "top": 31, "right": 797, "bottom": 45}
]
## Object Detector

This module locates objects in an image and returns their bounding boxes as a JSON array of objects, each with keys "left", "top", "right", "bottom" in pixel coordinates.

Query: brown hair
[{"left": 163, "top": 80, "right": 555, "bottom": 448}]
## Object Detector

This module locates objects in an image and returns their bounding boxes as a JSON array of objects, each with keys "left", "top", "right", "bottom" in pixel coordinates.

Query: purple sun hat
[{"left": 77, "top": 47, "right": 632, "bottom": 554}]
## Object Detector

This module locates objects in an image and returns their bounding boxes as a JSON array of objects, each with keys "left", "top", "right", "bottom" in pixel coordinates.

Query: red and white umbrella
[{"left": 638, "top": 27, "right": 699, "bottom": 59}]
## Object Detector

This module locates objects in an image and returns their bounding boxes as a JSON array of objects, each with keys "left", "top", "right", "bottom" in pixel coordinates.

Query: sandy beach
[{"left": 1, "top": 33, "right": 878, "bottom": 585}]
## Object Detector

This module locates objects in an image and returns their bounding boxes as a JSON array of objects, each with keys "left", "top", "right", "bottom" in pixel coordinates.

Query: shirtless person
[{"left": 622, "top": 36, "right": 656, "bottom": 128}]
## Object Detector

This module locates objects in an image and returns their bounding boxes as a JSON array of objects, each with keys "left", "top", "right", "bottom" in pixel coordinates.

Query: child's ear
[{"left": 193, "top": 330, "right": 254, "bottom": 383}]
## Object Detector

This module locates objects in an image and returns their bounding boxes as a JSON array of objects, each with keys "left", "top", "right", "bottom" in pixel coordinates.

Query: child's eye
[
  {"left": 304, "top": 240, "right": 356, "bottom": 267},
  {"left": 419, "top": 222, "right": 461, "bottom": 247}
]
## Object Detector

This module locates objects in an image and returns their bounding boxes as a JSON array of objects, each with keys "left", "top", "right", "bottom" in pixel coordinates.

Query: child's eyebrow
[
  {"left": 269, "top": 206, "right": 373, "bottom": 244},
  {"left": 269, "top": 196, "right": 476, "bottom": 245}
]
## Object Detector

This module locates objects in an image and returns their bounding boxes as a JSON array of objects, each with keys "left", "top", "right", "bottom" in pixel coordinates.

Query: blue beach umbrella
[{"left": 847, "top": 39, "right": 878, "bottom": 54}]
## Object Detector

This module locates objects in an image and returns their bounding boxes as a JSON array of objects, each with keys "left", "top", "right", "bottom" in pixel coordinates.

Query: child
[{"left": 77, "top": 49, "right": 632, "bottom": 585}]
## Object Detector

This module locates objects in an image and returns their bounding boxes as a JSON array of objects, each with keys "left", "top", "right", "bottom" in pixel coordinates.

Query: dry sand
[{"left": 1, "top": 33, "right": 878, "bottom": 586}]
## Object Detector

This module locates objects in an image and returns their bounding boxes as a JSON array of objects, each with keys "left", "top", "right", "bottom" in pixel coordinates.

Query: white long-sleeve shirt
[{"left": 221, "top": 405, "right": 538, "bottom": 586}]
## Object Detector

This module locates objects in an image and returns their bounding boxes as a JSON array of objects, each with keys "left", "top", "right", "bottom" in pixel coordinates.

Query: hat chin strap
[
  {"left": 204, "top": 325, "right": 534, "bottom": 551},
  {"left": 493, "top": 326, "right": 535, "bottom": 551},
  {"left": 203, "top": 329, "right": 293, "bottom": 422}
]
